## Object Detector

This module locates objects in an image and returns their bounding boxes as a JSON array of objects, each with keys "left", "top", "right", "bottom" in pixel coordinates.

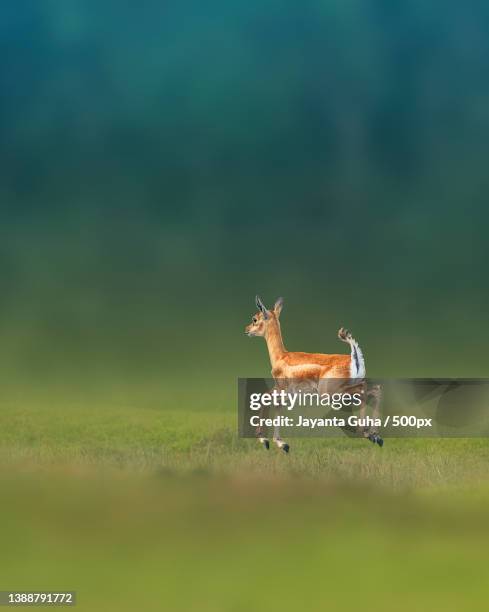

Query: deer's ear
[
  {"left": 274, "top": 297, "right": 284, "bottom": 318},
  {"left": 255, "top": 295, "right": 269, "bottom": 319}
]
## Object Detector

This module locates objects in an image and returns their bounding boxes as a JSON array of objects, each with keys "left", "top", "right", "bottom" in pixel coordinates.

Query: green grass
[
  {"left": 1, "top": 402, "right": 489, "bottom": 611},
  {"left": 2, "top": 402, "right": 489, "bottom": 488}
]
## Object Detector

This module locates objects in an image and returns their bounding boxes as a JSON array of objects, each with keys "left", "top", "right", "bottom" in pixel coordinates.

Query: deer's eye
[{"left": 252, "top": 317, "right": 257, "bottom": 324}]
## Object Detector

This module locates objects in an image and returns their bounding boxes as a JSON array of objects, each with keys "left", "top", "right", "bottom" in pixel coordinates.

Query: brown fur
[{"left": 245, "top": 304, "right": 352, "bottom": 379}]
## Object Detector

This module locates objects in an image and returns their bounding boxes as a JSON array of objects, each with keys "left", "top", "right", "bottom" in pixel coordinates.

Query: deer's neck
[{"left": 265, "top": 320, "right": 286, "bottom": 367}]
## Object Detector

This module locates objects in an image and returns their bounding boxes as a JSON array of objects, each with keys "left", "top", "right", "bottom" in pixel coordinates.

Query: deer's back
[{"left": 272, "top": 351, "right": 351, "bottom": 379}]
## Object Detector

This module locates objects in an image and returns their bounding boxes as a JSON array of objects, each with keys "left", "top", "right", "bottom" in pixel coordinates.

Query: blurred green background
[
  {"left": 2, "top": 0, "right": 489, "bottom": 410},
  {"left": 2, "top": 3, "right": 489, "bottom": 610}
]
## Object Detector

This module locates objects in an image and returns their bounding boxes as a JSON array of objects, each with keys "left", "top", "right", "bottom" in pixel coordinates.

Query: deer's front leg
[
  {"left": 272, "top": 381, "right": 290, "bottom": 453},
  {"left": 272, "top": 421, "right": 290, "bottom": 453},
  {"left": 256, "top": 401, "right": 270, "bottom": 450}
]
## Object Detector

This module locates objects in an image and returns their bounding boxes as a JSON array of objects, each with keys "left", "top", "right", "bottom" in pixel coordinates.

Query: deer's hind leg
[
  {"left": 319, "top": 378, "right": 384, "bottom": 447},
  {"left": 355, "top": 382, "right": 383, "bottom": 446},
  {"left": 365, "top": 383, "right": 383, "bottom": 447}
]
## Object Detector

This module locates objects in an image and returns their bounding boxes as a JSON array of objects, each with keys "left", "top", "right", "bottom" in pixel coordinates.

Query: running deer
[{"left": 245, "top": 295, "right": 382, "bottom": 452}]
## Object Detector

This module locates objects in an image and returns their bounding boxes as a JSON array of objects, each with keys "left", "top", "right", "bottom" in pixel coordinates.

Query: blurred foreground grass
[{"left": 1, "top": 403, "right": 489, "bottom": 611}]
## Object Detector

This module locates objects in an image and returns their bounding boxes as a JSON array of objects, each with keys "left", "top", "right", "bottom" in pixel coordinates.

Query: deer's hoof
[
  {"left": 263, "top": 439, "right": 270, "bottom": 450},
  {"left": 281, "top": 443, "right": 290, "bottom": 454},
  {"left": 368, "top": 433, "right": 384, "bottom": 447}
]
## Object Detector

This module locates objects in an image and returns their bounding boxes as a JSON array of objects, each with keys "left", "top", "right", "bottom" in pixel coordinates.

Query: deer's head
[{"left": 245, "top": 295, "right": 284, "bottom": 337}]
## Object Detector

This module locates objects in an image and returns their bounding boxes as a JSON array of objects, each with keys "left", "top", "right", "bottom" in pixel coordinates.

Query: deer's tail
[{"left": 338, "top": 327, "right": 366, "bottom": 379}]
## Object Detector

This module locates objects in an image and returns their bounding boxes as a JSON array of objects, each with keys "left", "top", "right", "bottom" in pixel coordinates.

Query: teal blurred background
[{"left": 1, "top": 1, "right": 489, "bottom": 405}]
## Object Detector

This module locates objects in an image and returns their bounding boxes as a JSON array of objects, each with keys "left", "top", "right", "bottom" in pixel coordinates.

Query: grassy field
[{"left": 1, "top": 402, "right": 489, "bottom": 611}]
